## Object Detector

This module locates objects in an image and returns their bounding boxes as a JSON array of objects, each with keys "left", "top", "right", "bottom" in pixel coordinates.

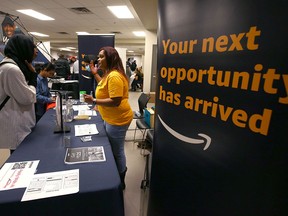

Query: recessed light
[
  {"left": 133, "top": 31, "right": 146, "bottom": 37},
  {"left": 29, "top": 32, "right": 49, "bottom": 37},
  {"left": 107, "top": 6, "right": 134, "bottom": 19},
  {"left": 17, "top": 9, "right": 54, "bottom": 20},
  {"left": 59, "top": 48, "right": 72, "bottom": 51},
  {"left": 76, "top": 32, "right": 90, "bottom": 35}
]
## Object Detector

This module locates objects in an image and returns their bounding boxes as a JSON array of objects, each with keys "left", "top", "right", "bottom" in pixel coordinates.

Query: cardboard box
[{"left": 144, "top": 108, "right": 155, "bottom": 128}]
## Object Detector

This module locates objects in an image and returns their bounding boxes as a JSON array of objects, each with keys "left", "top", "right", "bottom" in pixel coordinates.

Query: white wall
[
  {"left": 143, "top": 31, "right": 157, "bottom": 93},
  {"left": 115, "top": 47, "right": 127, "bottom": 72}
]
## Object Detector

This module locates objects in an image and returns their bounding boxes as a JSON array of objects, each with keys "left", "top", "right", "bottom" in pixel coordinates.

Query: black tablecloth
[{"left": 0, "top": 108, "right": 124, "bottom": 216}]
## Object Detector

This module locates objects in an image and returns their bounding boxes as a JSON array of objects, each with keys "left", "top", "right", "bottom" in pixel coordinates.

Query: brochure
[
  {"left": 74, "top": 124, "right": 99, "bottom": 136},
  {"left": 21, "top": 169, "right": 79, "bottom": 202},
  {"left": 64, "top": 146, "right": 106, "bottom": 164},
  {"left": 0, "top": 160, "right": 39, "bottom": 191}
]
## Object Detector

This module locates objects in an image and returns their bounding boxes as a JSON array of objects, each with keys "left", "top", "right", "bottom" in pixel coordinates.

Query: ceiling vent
[
  {"left": 69, "top": 7, "right": 93, "bottom": 14},
  {"left": 57, "top": 32, "right": 69, "bottom": 35},
  {"left": 110, "top": 31, "right": 122, "bottom": 34}
]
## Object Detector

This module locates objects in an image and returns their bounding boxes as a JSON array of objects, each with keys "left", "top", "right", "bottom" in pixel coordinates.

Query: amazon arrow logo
[
  {"left": 81, "top": 74, "right": 92, "bottom": 79},
  {"left": 158, "top": 115, "right": 212, "bottom": 150}
]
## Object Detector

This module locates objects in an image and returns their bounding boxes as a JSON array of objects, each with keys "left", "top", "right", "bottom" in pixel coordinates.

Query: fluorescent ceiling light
[
  {"left": 59, "top": 48, "right": 72, "bottom": 51},
  {"left": 133, "top": 31, "right": 146, "bottom": 37},
  {"left": 17, "top": 9, "right": 54, "bottom": 21},
  {"left": 127, "top": 50, "right": 134, "bottom": 53},
  {"left": 76, "top": 32, "right": 90, "bottom": 35},
  {"left": 107, "top": 6, "right": 134, "bottom": 19},
  {"left": 66, "top": 47, "right": 76, "bottom": 50},
  {"left": 29, "top": 32, "right": 49, "bottom": 37}
]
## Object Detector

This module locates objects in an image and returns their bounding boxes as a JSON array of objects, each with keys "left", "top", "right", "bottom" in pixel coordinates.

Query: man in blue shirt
[{"left": 36, "top": 63, "right": 56, "bottom": 122}]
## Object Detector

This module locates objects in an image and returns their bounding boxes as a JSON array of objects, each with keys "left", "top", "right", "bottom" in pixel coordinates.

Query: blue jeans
[{"left": 104, "top": 121, "right": 130, "bottom": 173}]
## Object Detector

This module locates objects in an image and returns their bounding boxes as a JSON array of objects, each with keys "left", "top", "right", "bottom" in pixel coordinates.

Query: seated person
[
  {"left": 36, "top": 63, "right": 56, "bottom": 122},
  {"left": 131, "top": 67, "right": 143, "bottom": 91}
]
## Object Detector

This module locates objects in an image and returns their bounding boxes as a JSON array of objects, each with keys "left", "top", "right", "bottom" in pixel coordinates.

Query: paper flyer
[
  {"left": 74, "top": 124, "right": 99, "bottom": 136},
  {"left": 0, "top": 160, "right": 39, "bottom": 191},
  {"left": 64, "top": 146, "right": 106, "bottom": 164},
  {"left": 77, "top": 109, "right": 97, "bottom": 116},
  {"left": 21, "top": 169, "right": 79, "bottom": 202}
]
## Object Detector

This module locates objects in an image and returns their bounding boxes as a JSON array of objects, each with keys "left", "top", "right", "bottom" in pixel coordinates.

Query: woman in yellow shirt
[{"left": 84, "top": 46, "right": 133, "bottom": 189}]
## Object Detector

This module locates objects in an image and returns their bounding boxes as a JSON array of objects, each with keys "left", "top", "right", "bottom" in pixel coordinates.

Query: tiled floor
[
  {"left": 124, "top": 90, "right": 152, "bottom": 216},
  {"left": 0, "top": 149, "right": 9, "bottom": 168},
  {"left": 0, "top": 90, "right": 151, "bottom": 216}
]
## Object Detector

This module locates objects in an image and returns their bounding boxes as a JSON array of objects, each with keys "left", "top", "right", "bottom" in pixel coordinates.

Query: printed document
[
  {"left": 64, "top": 146, "right": 106, "bottom": 164},
  {"left": 72, "top": 104, "right": 90, "bottom": 111},
  {"left": 78, "top": 109, "right": 97, "bottom": 116},
  {"left": 74, "top": 124, "right": 99, "bottom": 136},
  {"left": 0, "top": 160, "right": 39, "bottom": 191},
  {"left": 21, "top": 169, "right": 79, "bottom": 202}
]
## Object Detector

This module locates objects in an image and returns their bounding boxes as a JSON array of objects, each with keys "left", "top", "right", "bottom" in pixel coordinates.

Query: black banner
[
  {"left": 148, "top": 0, "right": 287, "bottom": 215},
  {"left": 78, "top": 35, "right": 114, "bottom": 93}
]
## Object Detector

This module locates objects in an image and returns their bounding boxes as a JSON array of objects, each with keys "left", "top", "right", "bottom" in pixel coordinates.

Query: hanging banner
[
  {"left": 0, "top": 15, "right": 25, "bottom": 61},
  {"left": 0, "top": 15, "right": 50, "bottom": 64},
  {"left": 33, "top": 41, "right": 51, "bottom": 65},
  {"left": 78, "top": 35, "right": 114, "bottom": 93},
  {"left": 148, "top": 0, "right": 287, "bottom": 215}
]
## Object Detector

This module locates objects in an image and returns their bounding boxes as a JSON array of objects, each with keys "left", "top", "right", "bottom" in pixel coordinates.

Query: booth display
[
  {"left": 148, "top": 0, "right": 287, "bottom": 215},
  {"left": 51, "top": 79, "right": 80, "bottom": 99},
  {"left": 0, "top": 106, "right": 124, "bottom": 216}
]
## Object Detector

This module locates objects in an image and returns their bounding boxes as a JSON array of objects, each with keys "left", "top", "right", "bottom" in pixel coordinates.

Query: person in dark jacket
[
  {"left": 131, "top": 67, "right": 143, "bottom": 91},
  {"left": 54, "top": 53, "right": 70, "bottom": 79},
  {"left": 130, "top": 60, "right": 137, "bottom": 72}
]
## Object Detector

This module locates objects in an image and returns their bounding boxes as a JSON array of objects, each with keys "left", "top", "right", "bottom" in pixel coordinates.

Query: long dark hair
[{"left": 99, "top": 46, "right": 128, "bottom": 81}]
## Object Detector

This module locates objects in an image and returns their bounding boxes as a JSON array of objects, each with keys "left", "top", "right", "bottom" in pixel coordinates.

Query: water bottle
[
  {"left": 65, "top": 96, "right": 74, "bottom": 122},
  {"left": 79, "top": 91, "right": 86, "bottom": 103}
]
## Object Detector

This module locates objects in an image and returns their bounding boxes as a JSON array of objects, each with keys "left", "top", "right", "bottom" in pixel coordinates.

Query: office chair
[
  {"left": 133, "top": 93, "right": 150, "bottom": 119},
  {"left": 124, "top": 93, "right": 151, "bottom": 142},
  {"left": 141, "top": 129, "right": 154, "bottom": 190},
  {"left": 145, "top": 129, "right": 154, "bottom": 148},
  {"left": 133, "top": 118, "right": 151, "bottom": 155}
]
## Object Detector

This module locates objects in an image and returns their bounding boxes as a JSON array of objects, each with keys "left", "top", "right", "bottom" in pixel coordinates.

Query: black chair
[
  {"left": 133, "top": 93, "right": 150, "bottom": 119},
  {"left": 141, "top": 129, "right": 154, "bottom": 190},
  {"left": 133, "top": 118, "right": 151, "bottom": 155},
  {"left": 145, "top": 129, "right": 154, "bottom": 147}
]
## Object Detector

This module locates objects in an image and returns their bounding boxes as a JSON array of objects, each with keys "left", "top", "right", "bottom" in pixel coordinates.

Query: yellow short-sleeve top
[{"left": 96, "top": 70, "right": 133, "bottom": 126}]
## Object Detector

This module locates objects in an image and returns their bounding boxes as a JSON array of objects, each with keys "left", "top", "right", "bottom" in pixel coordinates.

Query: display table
[{"left": 0, "top": 108, "right": 124, "bottom": 216}]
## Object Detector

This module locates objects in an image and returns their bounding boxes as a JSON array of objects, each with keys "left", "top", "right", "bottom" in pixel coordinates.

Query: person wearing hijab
[{"left": 0, "top": 34, "right": 38, "bottom": 153}]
